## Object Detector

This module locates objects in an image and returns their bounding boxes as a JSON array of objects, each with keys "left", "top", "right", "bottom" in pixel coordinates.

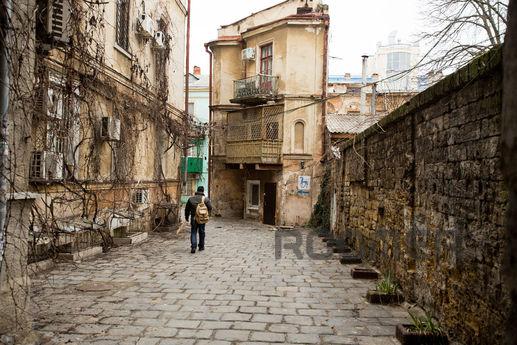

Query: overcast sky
[{"left": 189, "top": 0, "right": 421, "bottom": 76}]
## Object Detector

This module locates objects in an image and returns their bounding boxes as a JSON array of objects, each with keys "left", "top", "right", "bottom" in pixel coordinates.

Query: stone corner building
[{"left": 206, "top": 0, "right": 329, "bottom": 226}]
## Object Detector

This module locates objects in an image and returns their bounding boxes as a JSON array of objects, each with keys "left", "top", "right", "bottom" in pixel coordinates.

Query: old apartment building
[
  {"left": 206, "top": 0, "right": 329, "bottom": 226},
  {"left": 30, "top": 0, "right": 187, "bottom": 243}
]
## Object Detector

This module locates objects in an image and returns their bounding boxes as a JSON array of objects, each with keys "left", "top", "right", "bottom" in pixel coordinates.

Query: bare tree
[{"left": 420, "top": 0, "right": 508, "bottom": 72}]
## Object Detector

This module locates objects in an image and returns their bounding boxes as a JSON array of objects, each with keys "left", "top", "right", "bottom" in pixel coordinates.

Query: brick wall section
[{"left": 336, "top": 47, "right": 509, "bottom": 344}]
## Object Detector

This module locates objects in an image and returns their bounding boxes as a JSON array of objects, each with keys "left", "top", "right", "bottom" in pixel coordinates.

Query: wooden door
[{"left": 264, "top": 183, "right": 277, "bottom": 225}]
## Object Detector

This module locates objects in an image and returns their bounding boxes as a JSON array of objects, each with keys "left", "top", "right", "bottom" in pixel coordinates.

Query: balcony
[
  {"left": 231, "top": 74, "right": 279, "bottom": 105},
  {"left": 226, "top": 105, "right": 283, "bottom": 164}
]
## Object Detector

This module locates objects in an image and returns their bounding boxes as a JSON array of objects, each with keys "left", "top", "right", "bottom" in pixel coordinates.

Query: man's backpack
[{"left": 195, "top": 196, "right": 210, "bottom": 224}]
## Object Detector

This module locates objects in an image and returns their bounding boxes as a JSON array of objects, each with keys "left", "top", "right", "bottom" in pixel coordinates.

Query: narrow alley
[{"left": 32, "top": 219, "right": 409, "bottom": 345}]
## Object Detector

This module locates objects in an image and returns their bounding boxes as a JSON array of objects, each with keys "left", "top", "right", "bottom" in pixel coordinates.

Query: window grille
[
  {"left": 30, "top": 152, "right": 43, "bottom": 179},
  {"left": 116, "top": 0, "right": 130, "bottom": 51}
]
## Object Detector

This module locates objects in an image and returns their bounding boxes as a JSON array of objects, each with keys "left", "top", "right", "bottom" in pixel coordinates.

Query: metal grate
[{"left": 116, "top": 0, "right": 130, "bottom": 50}]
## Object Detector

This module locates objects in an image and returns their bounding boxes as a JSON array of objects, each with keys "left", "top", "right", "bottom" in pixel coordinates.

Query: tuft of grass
[
  {"left": 409, "top": 311, "right": 444, "bottom": 335},
  {"left": 376, "top": 273, "right": 398, "bottom": 294}
]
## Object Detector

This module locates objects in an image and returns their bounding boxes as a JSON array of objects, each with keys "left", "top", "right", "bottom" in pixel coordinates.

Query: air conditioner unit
[
  {"left": 241, "top": 47, "right": 256, "bottom": 61},
  {"left": 46, "top": 0, "right": 71, "bottom": 43},
  {"left": 154, "top": 31, "right": 165, "bottom": 49},
  {"left": 30, "top": 151, "right": 64, "bottom": 181},
  {"left": 132, "top": 189, "right": 149, "bottom": 204},
  {"left": 137, "top": 13, "right": 154, "bottom": 38},
  {"left": 100, "top": 117, "right": 121, "bottom": 141}
]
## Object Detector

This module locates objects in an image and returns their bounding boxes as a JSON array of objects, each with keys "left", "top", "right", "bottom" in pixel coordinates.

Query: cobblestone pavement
[{"left": 32, "top": 219, "right": 410, "bottom": 345}]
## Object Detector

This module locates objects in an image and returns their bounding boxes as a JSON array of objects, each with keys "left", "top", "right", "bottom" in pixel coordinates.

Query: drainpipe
[
  {"left": 0, "top": 0, "right": 12, "bottom": 273},
  {"left": 360, "top": 55, "right": 368, "bottom": 115},
  {"left": 321, "top": 15, "right": 329, "bottom": 156},
  {"left": 182, "top": 0, "right": 191, "bottom": 202},
  {"left": 205, "top": 43, "right": 213, "bottom": 198}
]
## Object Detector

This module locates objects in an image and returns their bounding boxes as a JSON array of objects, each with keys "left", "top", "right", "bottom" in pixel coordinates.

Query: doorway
[{"left": 264, "top": 183, "right": 277, "bottom": 225}]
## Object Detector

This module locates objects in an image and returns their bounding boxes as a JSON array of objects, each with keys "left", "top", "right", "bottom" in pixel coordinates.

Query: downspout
[
  {"left": 182, "top": 0, "right": 191, "bottom": 202},
  {"left": 204, "top": 43, "right": 213, "bottom": 198},
  {"left": 321, "top": 15, "right": 329, "bottom": 157},
  {"left": 360, "top": 55, "right": 368, "bottom": 115},
  {"left": 0, "top": 0, "right": 12, "bottom": 273}
]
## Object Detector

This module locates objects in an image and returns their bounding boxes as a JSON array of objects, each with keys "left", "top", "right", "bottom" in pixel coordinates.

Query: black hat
[{"left": 197, "top": 186, "right": 204, "bottom": 193}]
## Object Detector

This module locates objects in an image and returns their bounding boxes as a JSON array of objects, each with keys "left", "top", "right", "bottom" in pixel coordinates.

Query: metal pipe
[
  {"left": 321, "top": 15, "right": 329, "bottom": 156},
  {"left": 0, "top": 0, "right": 11, "bottom": 273},
  {"left": 360, "top": 55, "right": 368, "bottom": 115},
  {"left": 182, "top": 0, "right": 191, "bottom": 201},
  {"left": 204, "top": 43, "right": 213, "bottom": 199},
  {"left": 371, "top": 83, "right": 377, "bottom": 116}
]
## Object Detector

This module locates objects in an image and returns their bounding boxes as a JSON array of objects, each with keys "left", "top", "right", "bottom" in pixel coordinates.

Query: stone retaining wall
[{"left": 333, "top": 47, "right": 509, "bottom": 344}]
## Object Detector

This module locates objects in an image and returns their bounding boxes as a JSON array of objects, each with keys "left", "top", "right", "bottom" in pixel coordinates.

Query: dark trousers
[{"left": 190, "top": 220, "right": 205, "bottom": 249}]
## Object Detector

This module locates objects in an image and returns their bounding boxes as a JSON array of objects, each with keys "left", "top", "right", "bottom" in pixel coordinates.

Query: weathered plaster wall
[{"left": 334, "top": 48, "right": 509, "bottom": 344}]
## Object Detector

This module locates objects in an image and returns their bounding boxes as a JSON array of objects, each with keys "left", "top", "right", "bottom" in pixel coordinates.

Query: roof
[{"left": 326, "top": 114, "right": 385, "bottom": 134}]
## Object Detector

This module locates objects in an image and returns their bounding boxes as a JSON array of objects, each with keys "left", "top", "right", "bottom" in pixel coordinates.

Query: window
[
  {"left": 266, "top": 122, "right": 279, "bottom": 140},
  {"left": 260, "top": 44, "right": 273, "bottom": 75},
  {"left": 387, "top": 52, "right": 410, "bottom": 72},
  {"left": 247, "top": 180, "right": 260, "bottom": 209},
  {"left": 116, "top": 0, "right": 130, "bottom": 51},
  {"left": 294, "top": 121, "right": 305, "bottom": 153}
]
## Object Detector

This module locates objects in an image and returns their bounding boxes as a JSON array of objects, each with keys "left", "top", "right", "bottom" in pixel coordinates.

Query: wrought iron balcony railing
[{"left": 232, "top": 74, "right": 279, "bottom": 104}]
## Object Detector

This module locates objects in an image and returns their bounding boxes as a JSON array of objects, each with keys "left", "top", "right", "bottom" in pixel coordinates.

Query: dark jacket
[{"left": 185, "top": 192, "right": 212, "bottom": 222}]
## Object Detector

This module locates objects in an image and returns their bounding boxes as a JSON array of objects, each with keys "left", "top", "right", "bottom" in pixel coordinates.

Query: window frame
[
  {"left": 247, "top": 180, "right": 260, "bottom": 210},
  {"left": 260, "top": 43, "right": 273, "bottom": 76},
  {"left": 115, "top": 0, "right": 130, "bottom": 52}
]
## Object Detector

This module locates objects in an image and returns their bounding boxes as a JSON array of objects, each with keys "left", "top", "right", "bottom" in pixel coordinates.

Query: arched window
[{"left": 294, "top": 121, "right": 305, "bottom": 153}]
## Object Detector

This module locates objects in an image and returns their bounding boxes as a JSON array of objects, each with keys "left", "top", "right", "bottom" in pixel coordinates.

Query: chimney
[
  {"left": 193, "top": 66, "right": 201, "bottom": 76},
  {"left": 297, "top": 0, "right": 313, "bottom": 14},
  {"left": 344, "top": 73, "right": 351, "bottom": 80},
  {"left": 360, "top": 55, "right": 369, "bottom": 115},
  {"left": 372, "top": 73, "right": 379, "bottom": 82}
]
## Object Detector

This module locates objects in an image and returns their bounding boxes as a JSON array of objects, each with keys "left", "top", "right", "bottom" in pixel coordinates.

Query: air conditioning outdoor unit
[
  {"left": 241, "top": 47, "right": 256, "bottom": 61},
  {"left": 132, "top": 189, "right": 149, "bottom": 204},
  {"left": 30, "top": 151, "right": 64, "bottom": 181},
  {"left": 154, "top": 31, "right": 166, "bottom": 49},
  {"left": 100, "top": 117, "right": 121, "bottom": 141},
  {"left": 46, "top": 0, "right": 71, "bottom": 43},
  {"left": 137, "top": 13, "right": 154, "bottom": 38}
]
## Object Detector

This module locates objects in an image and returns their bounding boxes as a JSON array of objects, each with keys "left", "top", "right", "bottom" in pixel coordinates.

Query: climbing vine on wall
[{"left": 309, "top": 165, "right": 331, "bottom": 231}]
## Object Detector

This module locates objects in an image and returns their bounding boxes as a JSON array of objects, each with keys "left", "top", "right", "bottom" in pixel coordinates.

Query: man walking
[{"left": 185, "top": 186, "right": 212, "bottom": 253}]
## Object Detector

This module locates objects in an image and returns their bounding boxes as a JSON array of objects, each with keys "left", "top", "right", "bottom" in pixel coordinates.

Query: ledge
[{"left": 341, "top": 45, "right": 503, "bottom": 150}]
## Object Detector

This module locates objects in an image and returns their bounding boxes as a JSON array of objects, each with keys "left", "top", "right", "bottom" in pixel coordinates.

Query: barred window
[{"left": 116, "top": 0, "right": 130, "bottom": 50}]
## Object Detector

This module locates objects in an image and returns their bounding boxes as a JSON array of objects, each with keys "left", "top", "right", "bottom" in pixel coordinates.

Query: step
[
  {"left": 58, "top": 246, "right": 103, "bottom": 262},
  {"left": 113, "top": 232, "right": 148, "bottom": 246}
]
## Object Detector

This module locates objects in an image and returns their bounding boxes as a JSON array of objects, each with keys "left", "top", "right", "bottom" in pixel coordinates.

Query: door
[{"left": 264, "top": 183, "right": 277, "bottom": 225}]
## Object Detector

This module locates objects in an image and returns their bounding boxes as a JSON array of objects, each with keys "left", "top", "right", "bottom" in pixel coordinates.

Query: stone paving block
[
  {"left": 233, "top": 321, "right": 268, "bottom": 331},
  {"left": 251, "top": 314, "right": 283, "bottom": 323},
  {"left": 72, "top": 324, "right": 110, "bottom": 335},
  {"left": 166, "top": 319, "right": 201, "bottom": 329},
  {"left": 176, "top": 329, "right": 212, "bottom": 339},
  {"left": 286, "top": 333, "right": 321, "bottom": 344},
  {"left": 268, "top": 323, "right": 299, "bottom": 333},
  {"left": 250, "top": 331, "right": 286, "bottom": 342},
  {"left": 221, "top": 312, "right": 253, "bottom": 321},
  {"left": 214, "top": 329, "right": 251, "bottom": 341},
  {"left": 107, "top": 325, "right": 146, "bottom": 337},
  {"left": 199, "top": 321, "right": 233, "bottom": 329},
  {"left": 284, "top": 315, "right": 314, "bottom": 325}
]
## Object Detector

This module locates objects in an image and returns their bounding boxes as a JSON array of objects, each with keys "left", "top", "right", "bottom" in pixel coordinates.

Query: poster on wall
[{"left": 297, "top": 176, "right": 311, "bottom": 196}]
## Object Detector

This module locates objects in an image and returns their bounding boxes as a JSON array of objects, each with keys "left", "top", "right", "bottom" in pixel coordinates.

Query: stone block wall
[{"left": 334, "top": 47, "right": 509, "bottom": 344}]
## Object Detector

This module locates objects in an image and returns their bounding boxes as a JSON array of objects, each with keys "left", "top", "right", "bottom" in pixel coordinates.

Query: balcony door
[{"left": 260, "top": 44, "right": 273, "bottom": 93}]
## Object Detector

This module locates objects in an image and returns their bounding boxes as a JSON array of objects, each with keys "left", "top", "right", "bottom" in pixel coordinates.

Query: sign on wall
[{"left": 297, "top": 176, "right": 311, "bottom": 196}]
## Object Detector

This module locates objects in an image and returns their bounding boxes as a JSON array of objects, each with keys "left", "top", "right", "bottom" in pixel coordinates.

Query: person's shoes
[
  {"left": 191, "top": 248, "right": 196, "bottom": 254},
  {"left": 199, "top": 247, "right": 204, "bottom": 251}
]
